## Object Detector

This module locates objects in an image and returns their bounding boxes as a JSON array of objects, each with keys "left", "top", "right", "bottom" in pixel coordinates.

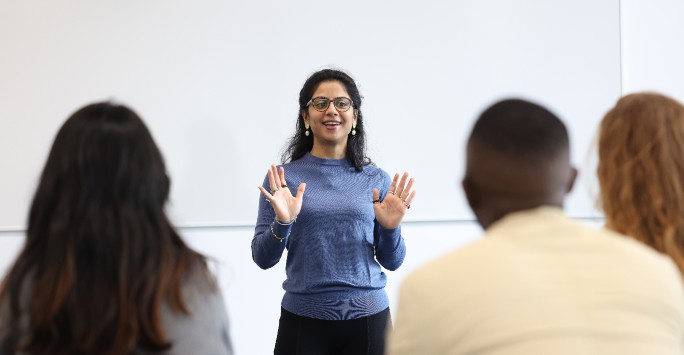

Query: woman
[
  {"left": 0, "top": 102, "right": 233, "bottom": 355},
  {"left": 598, "top": 92, "right": 684, "bottom": 275},
  {"left": 252, "top": 69, "right": 416, "bottom": 355}
]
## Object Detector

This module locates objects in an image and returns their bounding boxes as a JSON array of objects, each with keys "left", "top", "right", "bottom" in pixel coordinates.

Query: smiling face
[{"left": 302, "top": 80, "right": 357, "bottom": 159}]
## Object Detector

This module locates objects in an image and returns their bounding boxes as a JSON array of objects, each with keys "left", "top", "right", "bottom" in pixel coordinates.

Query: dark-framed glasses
[{"left": 306, "top": 96, "right": 353, "bottom": 112}]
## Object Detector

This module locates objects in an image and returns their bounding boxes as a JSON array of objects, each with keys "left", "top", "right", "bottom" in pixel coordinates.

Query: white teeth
[{"left": 323, "top": 122, "right": 340, "bottom": 126}]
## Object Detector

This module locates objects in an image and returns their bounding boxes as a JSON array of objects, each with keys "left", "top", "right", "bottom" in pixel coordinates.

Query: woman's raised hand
[
  {"left": 258, "top": 164, "right": 306, "bottom": 223},
  {"left": 373, "top": 172, "right": 416, "bottom": 229}
]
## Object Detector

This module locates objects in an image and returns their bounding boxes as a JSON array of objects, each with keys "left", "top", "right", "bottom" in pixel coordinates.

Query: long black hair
[
  {"left": 281, "top": 68, "right": 372, "bottom": 171},
  {"left": 0, "top": 102, "right": 211, "bottom": 354}
]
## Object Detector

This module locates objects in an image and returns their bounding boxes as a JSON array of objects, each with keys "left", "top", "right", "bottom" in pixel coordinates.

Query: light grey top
[
  {"left": 146, "top": 273, "right": 234, "bottom": 355},
  {"left": 0, "top": 270, "right": 233, "bottom": 355}
]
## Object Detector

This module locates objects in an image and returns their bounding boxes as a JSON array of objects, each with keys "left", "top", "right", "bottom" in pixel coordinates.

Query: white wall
[
  {"left": 2, "top": 0, "right": 683, "bottom": 354},
  {"left": 620, "top": 0, "right": 684, "bottom": 100},
  {"left": 0, "top": 0, "right": 620, "bottom": 230}
]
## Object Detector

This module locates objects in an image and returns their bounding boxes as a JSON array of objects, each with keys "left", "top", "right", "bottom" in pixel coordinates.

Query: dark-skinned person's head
[{"left": 462, "top": 98, "right": 577, "bottom": 229}]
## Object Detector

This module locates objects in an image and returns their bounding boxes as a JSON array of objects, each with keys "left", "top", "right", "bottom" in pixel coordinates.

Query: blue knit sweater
[{"left": 252, "top": 153, "right": 406, "bottom": 320}]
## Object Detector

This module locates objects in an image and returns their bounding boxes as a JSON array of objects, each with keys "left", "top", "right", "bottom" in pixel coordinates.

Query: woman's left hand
[{"left": 373, "top": 172, "right": 416, "bottom": 229}]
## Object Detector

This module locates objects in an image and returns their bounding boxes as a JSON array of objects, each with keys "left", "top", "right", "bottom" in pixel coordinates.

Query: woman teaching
[{"left": 252, "top": 68, "right": 415, "bottom": 355}]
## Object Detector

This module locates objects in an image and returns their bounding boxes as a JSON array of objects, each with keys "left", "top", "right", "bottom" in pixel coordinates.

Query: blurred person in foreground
[
  {"left": 0, "top": 102, "right": 233, "bottom": 355},
  {"left": 387, "top": 98, "right": 684, "bottom": 355},
  {"left": 598, "top": 92, "right": 684, "bottom": 276}
]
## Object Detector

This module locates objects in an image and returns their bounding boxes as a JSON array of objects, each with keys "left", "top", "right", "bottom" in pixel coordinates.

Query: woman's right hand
[{"left": 258, "top": 164, "right": 306, "bottom": 223}]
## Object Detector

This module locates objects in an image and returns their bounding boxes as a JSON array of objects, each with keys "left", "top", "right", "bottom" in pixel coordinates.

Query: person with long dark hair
[
  {"left": 252, "top": 68, "right": 416, "bottom": 355},
  {"left": 0, "top": 102, "right": 233, "bottom": 355}
]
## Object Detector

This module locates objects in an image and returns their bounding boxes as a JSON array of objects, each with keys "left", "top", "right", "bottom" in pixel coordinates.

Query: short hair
[
  {"left": 469, "top": 99, "right": 569, "bottom": 161},
  {"left": 598, "top": 92, "right": 684, "bottom": 275},
  {"left": 281, "top": 68, "right": 371, "bottom": 171}
]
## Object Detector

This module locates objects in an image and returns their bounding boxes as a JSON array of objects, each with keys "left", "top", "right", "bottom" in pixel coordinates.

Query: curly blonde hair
[{"left": 598, "top": 92, "right": 684, "bottom": 275}]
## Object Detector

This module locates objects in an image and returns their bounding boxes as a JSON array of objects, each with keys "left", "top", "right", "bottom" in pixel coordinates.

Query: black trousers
[{"left": 274, "top": 307, "right": 392, "bottom": 355}]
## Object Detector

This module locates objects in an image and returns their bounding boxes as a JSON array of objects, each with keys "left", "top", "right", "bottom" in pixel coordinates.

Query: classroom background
[{"left": 1, "top": 1, "right": 683, "bottom": 354}]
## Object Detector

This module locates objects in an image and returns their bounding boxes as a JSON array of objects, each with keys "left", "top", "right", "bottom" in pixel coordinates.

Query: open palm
[
  {"left": 373, "top": 172, "right": 416, "bottom": 229},
  {"left": 258, "top": 164, "right": 306, "bottom": 223}
]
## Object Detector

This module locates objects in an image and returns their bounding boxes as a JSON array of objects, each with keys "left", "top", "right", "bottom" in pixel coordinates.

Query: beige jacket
[{"left": 388, "top": 207, "right": 684, "bottom": 355}]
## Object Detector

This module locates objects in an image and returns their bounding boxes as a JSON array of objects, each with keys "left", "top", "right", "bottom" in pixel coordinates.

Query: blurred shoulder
[
  {"left": 160, "top": 261, "right": 233, "bottom": 354},
  {"left": 402, "top": 236, "right": 497, "bottom": 290},
  {"left": 598, "top": 228, "right": 682, "bottom": 273}
]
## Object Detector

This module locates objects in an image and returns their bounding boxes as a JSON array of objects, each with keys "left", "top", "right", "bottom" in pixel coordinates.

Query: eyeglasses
[{"left": 306, "top": 96, "right": 353, "bottom": 112}]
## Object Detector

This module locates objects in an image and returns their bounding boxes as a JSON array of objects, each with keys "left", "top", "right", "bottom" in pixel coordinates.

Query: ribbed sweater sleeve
[
  {"left": 251, "top": 175, "right": 290, "bottom": 270},
  {"left": 375, "top": 223, "right": 405, "bottom": 271}
]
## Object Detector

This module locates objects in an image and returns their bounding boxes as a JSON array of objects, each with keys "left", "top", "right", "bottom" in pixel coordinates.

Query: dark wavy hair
[
  {"left": 0, "top": 102, "right": 211, "bottom": 354},
  {"left": 281, "top": 68, "right": 372, "bottom": 171}
]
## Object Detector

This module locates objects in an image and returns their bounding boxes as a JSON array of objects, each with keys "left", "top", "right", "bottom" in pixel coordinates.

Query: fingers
[
  {"left": 271, "top": 164, "right": 282, "bottom": 189},
  {"left": 390, "top": 172, "right": 414, "bottom": 200},
  {"left": 394, "top": 172, "right": 410, "bottom": 198},
  {"left": 295, "top": 183, "right": 306, "bottom": 200},
  {"left": 404, "top": 190, "right": 416, "bottom": 206},
  {"left": 266, "top": 164, "right": 290, "bottom": 194},
  {"left": 258, "top": 185, "right": 273, "bottom": 200},
  {"left": 399, "top": 175, "right": 415, "bottom": 201},
  {"left": 372, "top": 188, "right": 380, "bottom": 203},
  {"left": 389, "top": 172, "right": 415, "bottom": 209},
  {"left": 279, "top": 167, "right": 287, "bottom": 188},
  {"left": 267, "top": 165, "right": 277, "bottom": 192},
  {"left": 267, "top": 164, "right": 283, "bottom": 193},
  {"left": 388, "top": 173, "right": 399, "bottom": 195}
]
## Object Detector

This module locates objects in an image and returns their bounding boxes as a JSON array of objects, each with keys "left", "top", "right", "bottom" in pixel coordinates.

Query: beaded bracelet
[
  {"left": 274, "top": 216, "right": 296, "bottom": 226},
  {"left": 270, "top": 223, "right": 290, "bottom": 242}
]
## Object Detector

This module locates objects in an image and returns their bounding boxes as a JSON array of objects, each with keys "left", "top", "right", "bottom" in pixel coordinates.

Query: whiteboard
[
  {"left": 0, "top": 0, "right": 620, "bottom": 229},
  {"left": 620, "top": 0, "right": 684, "bottom": 101}
]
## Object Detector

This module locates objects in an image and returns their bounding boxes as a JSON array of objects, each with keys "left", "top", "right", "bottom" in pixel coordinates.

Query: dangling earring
[
  {"left": 305, "top": 122, "right": 310, "bottom": 136},
  {"left": 351, "top": 111, "right": 357, "bottom": 136}
]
